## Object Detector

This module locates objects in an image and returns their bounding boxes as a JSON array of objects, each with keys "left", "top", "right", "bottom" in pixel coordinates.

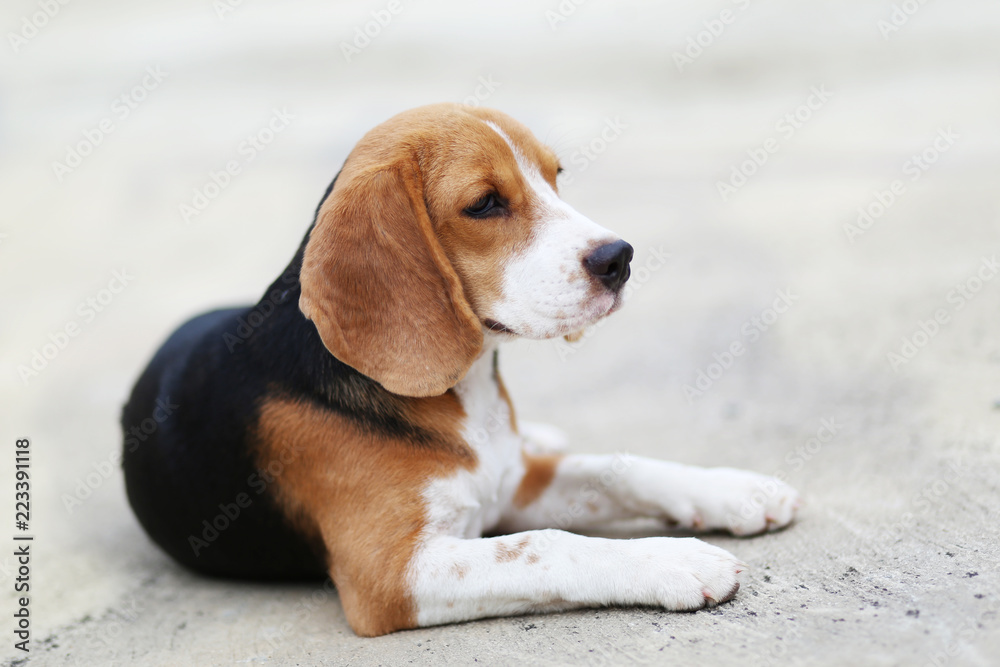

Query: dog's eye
[{"left": 464, "top": 194, "right": 501, "bottom": 218}]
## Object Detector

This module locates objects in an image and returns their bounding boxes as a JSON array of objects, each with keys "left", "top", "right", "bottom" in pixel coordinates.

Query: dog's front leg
[
  {"left": 499, "top": 453, "right": 800, "bottom": 536},
  {"left": 410, "top": 530, "right": 744, "bottom": 628}
]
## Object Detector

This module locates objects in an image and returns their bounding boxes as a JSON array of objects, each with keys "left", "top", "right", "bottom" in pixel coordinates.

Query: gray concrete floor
[{"left": 3, "top": 0, "right": 1000, "bottom": 665}]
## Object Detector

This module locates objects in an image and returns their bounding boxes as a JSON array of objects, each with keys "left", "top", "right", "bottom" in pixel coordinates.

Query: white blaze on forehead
[
  {"left": 483, "top": 121, "right": 566, "bottom": 216},
  {"left": 480, "top": 119, "right": 620, "bottom": 339}
]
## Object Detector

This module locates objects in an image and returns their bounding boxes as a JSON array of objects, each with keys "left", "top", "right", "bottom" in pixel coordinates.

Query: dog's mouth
[
  {"left": 483, "top": 294, "right": 619, "bottom": 341},
  {"left": 483, "top": 319, "right": 517, "bottom": 336}
]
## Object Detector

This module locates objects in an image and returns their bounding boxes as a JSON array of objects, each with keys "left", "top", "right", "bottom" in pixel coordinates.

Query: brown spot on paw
[{"left": 496, "top": 536, "right": 531, "bottom": 563}]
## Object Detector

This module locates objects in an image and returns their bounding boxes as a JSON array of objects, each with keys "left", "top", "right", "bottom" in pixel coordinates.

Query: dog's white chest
[{"left": 421, "top": 349, "right": 525, "bottom": 538}]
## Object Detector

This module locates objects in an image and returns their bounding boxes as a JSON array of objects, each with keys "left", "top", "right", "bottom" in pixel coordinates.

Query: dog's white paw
[
  {"left": 519, "top": 421, "right": 570, "bottom": 454},
  {"left": 697, "top": 468, "right": 801, "bottom": 536},
  {"left": 634, "top": 537, "right": 746, "bottom": 610},
  {"left": 631, "top": 464, "right": 801, "bottom": 536}
]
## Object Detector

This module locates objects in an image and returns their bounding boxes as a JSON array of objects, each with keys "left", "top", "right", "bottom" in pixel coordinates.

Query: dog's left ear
[{"left": 299, "top": 155, "right": 483, "bottom": 398}]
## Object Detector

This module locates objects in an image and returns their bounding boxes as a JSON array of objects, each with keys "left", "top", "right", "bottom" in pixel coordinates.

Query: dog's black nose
[{"left": 584, "top": 240, "right": 634, "bottom": 292}]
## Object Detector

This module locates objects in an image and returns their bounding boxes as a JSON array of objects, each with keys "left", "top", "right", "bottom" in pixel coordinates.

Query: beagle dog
[{"left": 122, "top": 103, "right": 800, "bottom": 637}]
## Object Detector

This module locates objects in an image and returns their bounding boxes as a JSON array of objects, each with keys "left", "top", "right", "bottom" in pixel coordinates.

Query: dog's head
[{"left": 300, "top": 103, "right": 633, "bottom": 397}]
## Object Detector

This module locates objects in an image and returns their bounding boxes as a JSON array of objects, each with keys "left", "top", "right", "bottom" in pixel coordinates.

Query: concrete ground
[{"left": 3, "top": 0, "right": 1000, "bottom": 664}]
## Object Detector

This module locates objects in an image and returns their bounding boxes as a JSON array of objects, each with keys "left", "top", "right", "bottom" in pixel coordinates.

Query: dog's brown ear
[{"left": 299, "top": 158, "right": 483, "bottom": 397}]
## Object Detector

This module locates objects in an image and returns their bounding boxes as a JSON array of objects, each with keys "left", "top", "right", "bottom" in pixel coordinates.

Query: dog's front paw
[
  {"left": 701, "top": 468, "right": 801, "bottom": 536},
  {"left": 629, "top": 463, "right": 801, "bottom": 536},
  {"left": 639, "top": 537, "right": 746, "bottom": 610}
]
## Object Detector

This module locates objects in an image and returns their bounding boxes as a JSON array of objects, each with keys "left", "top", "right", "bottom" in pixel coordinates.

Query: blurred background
[{"left": 2, "top": 0, "right": 999, "bottom": 664}]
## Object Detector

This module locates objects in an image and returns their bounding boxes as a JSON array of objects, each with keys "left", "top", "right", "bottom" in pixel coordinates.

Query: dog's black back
[
  {"left": 120, "top": 183, "right": 345, "bottom": 580},
  {"left": 121, "top": 258, "right": 328, "bottom": 579}
]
